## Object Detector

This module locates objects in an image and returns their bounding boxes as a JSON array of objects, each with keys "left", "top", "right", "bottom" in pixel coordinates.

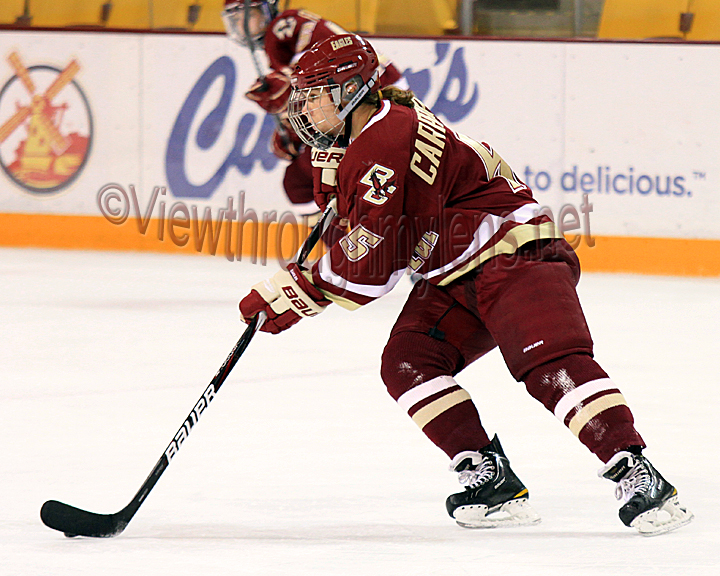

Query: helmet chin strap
[
  {"left": 335, "top": 116, "right": 352, "bottom": 148},
  {"left": 332, "top": 68, "right": 380, "bottom": 147},
  {"left": 336, "top": 69, "right": 380, "bottom": 122}
]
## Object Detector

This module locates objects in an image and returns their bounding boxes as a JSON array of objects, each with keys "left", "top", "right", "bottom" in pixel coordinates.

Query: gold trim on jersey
[
  {"left": 303, "top": 268, "right": 361, "bottom": 310},
  {"left": 437, "top": 221, "right": 564, "bottom": 286},
  {"left": 317, "top": 289, "right": 363, "bottom": 310}
]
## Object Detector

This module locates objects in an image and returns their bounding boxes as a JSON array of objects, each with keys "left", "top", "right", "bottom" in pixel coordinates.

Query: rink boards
[{"left": 0, "top": 30, "right": 718, "bottom": 276}]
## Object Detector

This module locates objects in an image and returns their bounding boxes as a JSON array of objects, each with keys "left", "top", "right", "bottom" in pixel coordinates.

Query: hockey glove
[
  {"left": 271, "top": 122, "right": 304, "bottom": 160},
  {"left": 245, "top": 70, "right": 292, "bottom": 115},
  {"left": 239, "top": 263, "right": 331, "bottom": 334}
]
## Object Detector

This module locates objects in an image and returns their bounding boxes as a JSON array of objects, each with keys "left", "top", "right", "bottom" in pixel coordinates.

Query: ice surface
[{"left": 2, "top": 248, "right": 718, "bottom": 575}]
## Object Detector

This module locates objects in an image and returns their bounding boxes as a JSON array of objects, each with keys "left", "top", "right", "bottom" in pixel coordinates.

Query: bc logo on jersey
[{"left": 361, "top": 164, "right": 396, "bottom": 206}]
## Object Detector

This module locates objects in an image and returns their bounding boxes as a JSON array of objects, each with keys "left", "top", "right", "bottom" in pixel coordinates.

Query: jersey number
[
  {"left": 339, "top": 224, "right": 383, "bottom": 262},
  {"left": 272, "top": 17, "right": 297, "bottom": 40},
  {"left": 457, "top": 134, "right": 527, "bottom": 193}
]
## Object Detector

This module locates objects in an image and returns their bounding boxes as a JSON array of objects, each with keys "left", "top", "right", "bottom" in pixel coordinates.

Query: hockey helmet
[
  {"left": 287, "top": 34, "right": 380, "bottom": 150},
  {"left": 222, "top": 0, "right": 279, "bottom": 47}
]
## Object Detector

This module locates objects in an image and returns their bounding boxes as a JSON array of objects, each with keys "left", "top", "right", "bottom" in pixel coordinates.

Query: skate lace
[
  {"left": 458, "top": 459, "right": 495, "bottom": 489},
  {"left": 615, "top": 460, "right": 651, "bottom": 503}
]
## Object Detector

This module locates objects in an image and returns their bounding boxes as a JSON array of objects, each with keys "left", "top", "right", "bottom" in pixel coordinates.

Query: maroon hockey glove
[
  {"left": 271, "top": 123, "right": 304, "bottom": 160},
  {"left": 239, "top": 263, "right": 331, "bottom": 334},
  {"left": 245, "top": 70, "right": 291, "bottom": 115}
]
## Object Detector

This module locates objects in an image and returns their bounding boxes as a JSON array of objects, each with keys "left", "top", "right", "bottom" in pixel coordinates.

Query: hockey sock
[
  {"left": 522, "top": 353, "right": 645, "bottom": 463},
  {"left": 381, "top": 331, "right": 491, "bottom": 458}
]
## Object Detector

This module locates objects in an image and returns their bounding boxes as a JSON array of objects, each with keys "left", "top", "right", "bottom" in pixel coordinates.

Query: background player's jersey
[
  {"left": 264, "top": 9, "right": 402, "bottom": 85},
  {"left": 310, "top": 99, "right": 563, "bottom": 310}
]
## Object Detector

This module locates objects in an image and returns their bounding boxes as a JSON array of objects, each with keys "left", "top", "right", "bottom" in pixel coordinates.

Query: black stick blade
[{"left": 41, "top": 500, "right": 128, "bottom": 538}]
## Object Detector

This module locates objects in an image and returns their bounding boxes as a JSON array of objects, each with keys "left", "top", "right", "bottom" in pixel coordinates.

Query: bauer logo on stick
[{"left": 164, "top": 383, "right": 218, "bottom": 462}]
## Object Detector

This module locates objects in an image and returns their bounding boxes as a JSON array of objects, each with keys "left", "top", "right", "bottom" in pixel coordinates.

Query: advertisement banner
[{"left": 0, "top": 31, "right": 718, "bottom": 274}]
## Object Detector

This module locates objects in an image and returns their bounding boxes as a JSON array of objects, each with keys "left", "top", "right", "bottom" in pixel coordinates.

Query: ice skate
[
  {"left": 446, "top": 435, "right": 541, "bottom": 529},
  {"left": 599, "top": 451, "right": 694, "bottom": 536}
]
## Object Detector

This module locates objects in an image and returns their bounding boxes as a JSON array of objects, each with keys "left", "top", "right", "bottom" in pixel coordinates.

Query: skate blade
[
  {"left": 454, "top": 498, "right": 541, "bottom": 529},
  {"left": 631, "top": 495, "right": 694, "bottom": 536}
]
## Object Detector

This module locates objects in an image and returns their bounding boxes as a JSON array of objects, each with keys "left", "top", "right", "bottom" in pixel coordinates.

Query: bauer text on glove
[{"left": 239, "top": 263, "right": 331, "bottom": 334}]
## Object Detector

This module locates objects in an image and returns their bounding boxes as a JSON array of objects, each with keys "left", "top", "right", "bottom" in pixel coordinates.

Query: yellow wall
[
  {"left": 0, "top": 0, "right": 226, "bottom": 31},
  {"left": 149, "top": 0, "right": 226, "bottom": 32},
  {"left": 599, "top": 0, "right": 686, "bottom": 39},
  {"left": 3, "top": 1, "right": 718, "bottom": 39},
  {"left": 599, "top": 0, "right": 720, "bottom": 40},
  {"left": 0, "top": 1, "right": 29, "bottom": 26},
  {"left": 375, "top": 0, "right": 456, "bottom": 35},
  {"left": 284, "top": 0, "right": 457, "bottom": 35},
  {"left": 15, "top": 1, "right": 147, "bottom": 28},
  {"left": 102, "top": 0, "right": 151, "bottom": 29},
  {"left": 0, "top": 0, "right": 457, "bottom": 36},
  {"left": 284, "top": 0, "right": 379, "bottom": 34},
  {"left": 687, "top": 0, "right": 720, "bottom": 41}
]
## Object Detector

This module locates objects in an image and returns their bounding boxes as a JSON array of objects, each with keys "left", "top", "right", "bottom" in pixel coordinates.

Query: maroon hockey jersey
[
  {"left": 310, "top": 99, "right": 563, "bottom": 309},
  {"left": 264, "top": 9, "right": 402, "bottom": 85}
]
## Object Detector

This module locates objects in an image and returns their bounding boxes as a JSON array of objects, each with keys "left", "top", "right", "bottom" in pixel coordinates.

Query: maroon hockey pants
[{"left": 381, "top": 240, "right": 645, "bottom": 463}]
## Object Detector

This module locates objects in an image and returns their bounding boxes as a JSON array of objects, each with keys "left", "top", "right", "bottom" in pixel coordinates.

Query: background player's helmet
[
  {"left": 287, "top": 34, "right": 380, "bottom": 150},
  {"left": 222, "top": 0, "right": 279, "bottom": 47}
]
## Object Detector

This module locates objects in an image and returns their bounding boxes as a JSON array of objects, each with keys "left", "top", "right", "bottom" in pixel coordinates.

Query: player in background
[
  {"left": 222, "top": 0, "right": 406, "bottom": 214},
  {"left": 238, "top": 34, "right": 693, "bottom": 535}
]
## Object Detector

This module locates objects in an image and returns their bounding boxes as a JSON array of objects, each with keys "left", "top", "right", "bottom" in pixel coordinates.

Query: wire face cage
[{"left": 287, "top": 85, "right": 346, "bottom": 150}]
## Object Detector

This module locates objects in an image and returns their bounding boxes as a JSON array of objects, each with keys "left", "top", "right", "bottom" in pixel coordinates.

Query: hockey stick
[{"left": 40, "top": 199, "right": 338, "bottom": 538}]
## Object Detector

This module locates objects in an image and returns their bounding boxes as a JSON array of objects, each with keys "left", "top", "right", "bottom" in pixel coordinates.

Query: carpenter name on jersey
[
  {"left": 410, "top": 102, "right": 446, "bottom": 185},
  {"left": 311, "top": 99, "right": 563, "bottom": 310}
]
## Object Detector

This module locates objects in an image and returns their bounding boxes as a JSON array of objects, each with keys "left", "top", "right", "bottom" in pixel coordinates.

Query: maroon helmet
[
  {"left": 222, "top": 0, "right": 278, "bottom": 47},
  {"left": 287, "top": 34, "right": 380, "bottom": 150}
]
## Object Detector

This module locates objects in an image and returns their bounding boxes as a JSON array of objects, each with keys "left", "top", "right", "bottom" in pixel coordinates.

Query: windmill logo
[{"left": 0, "top": 52, "right": 92, "bottom": 195}]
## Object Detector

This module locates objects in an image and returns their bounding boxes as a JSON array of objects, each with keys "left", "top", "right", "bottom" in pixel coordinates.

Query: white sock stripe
[
  {"left": 397, "top": 375, "right": 457, "bottom": 412},
  {"left": 553, "top": 378, "right": 617, "bottom": 422}
]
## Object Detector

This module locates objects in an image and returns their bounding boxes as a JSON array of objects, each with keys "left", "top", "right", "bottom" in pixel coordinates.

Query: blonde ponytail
[{"left": 364, "top": 86, "right": 415, "bottom": 109}]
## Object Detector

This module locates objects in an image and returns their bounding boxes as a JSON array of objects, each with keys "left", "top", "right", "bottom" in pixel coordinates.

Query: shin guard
[
  {"left": 523, "top": 354, "right": 645, "bottom": 462},
  {"left": 381, "top": 332, "right": 491, "bottom": 458}
]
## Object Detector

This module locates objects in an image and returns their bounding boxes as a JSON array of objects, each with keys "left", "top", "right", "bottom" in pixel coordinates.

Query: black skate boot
[
  {"left": 599, "top": 451, "right": 693, "bottom": 536},
  {"left": 446, "top": 435, "right": 540, "bottom": 528}
]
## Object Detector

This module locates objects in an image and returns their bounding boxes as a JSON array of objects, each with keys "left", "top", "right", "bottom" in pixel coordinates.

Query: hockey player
[
  {"left": 238, "top": 34, "right": 694, "bottom": 535},
  {"left": 222, "top": 0, "right": 404, "bottom": 211}
]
